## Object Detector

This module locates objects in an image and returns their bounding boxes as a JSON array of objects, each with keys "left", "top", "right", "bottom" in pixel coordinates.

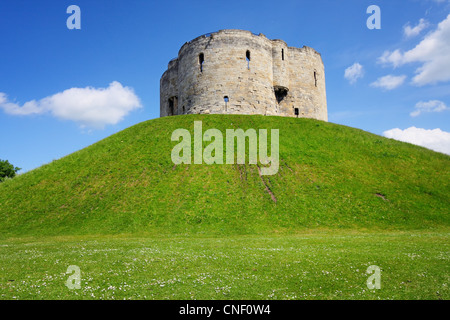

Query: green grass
[
  {"left": 0, "top": 115, "right": 448, "bottom": 237},
  {"left": 0, "top": 114, "right": 448, "bottom": 299},
  {"left": 0, "top": 231, "right": 448, "bottom": 300}
]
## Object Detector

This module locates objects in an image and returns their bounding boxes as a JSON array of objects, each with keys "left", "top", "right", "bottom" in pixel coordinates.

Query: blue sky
[{"left": 1, "top": 0, "right": 449, "bottom": 173}]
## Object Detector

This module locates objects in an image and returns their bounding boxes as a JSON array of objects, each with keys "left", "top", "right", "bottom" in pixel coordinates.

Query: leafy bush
[{"left": 0, "top": 159, "right": 21, "bottom": 182}]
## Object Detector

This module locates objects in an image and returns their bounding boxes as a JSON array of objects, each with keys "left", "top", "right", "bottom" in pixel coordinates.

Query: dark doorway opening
[{"left": 168, "top": 96, "right": 178, "bottom": 116}]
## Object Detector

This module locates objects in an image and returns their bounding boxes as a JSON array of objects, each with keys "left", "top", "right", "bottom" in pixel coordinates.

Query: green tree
[{"left": 0, "top": 159, "right": 21, "bottom": 182}]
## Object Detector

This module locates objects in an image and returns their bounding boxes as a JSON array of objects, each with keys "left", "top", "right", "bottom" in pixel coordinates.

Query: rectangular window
[
  {"left": 199, "top": 53, "right": 205, "bottom": 72},
  {"left": 246, "top": 50, "right": 250, "bottom": 70}
]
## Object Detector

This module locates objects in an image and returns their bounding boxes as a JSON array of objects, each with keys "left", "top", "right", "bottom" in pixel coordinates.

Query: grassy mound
[{"left": 0, "top": 114, "right": 449, "bottom": 238}]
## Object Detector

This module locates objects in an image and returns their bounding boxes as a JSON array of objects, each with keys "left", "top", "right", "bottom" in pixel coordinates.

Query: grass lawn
[
  {"left": 1, "top": 115, "right": 449, "bottom": 238},
  {"left": 1, "top": 230, "right": 448, "bottom": 300},
  {"left": 1, "top": 115, "right": 448, "bottom": 300}
]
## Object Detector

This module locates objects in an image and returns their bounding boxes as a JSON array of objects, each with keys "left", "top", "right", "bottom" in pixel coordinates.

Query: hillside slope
[{"left": 0, "top": 115, "right": 449, "bottom": 237}]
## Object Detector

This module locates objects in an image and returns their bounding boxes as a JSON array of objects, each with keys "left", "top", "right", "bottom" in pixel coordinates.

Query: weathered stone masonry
[{"left": 160, "top": 29, "right": 327, "bottom": 121}]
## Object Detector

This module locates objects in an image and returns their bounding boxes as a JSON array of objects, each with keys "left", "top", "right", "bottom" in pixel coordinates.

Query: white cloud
[
  {"left": 403, "top": 18, "right": 429, "bottom": 38},
  {"left": 378, "top": 14, "right": 450, "bottom": 86},
  {"left": 383, "top": 127, "right": 450, "bottom": 155},
  {"left": 370, "top": 75, "right": 407, "bottom": 90},
  {"left": 378, "top": 49, "right": 404, "bottom": 68},
  {"left": 410, "top": 100, "right": 449, "bottom": 117},
  {"left": 0, "top": 81, "right": 142, "bottom": 129},
  {"left": 344, "top": 63, "right": 364, "bottom": 84},
  {"left": 0, "top": 92, "right": 41, "bottom": 115}
]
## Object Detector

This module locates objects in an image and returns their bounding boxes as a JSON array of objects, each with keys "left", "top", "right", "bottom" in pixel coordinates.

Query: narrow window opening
[
  {"left": 199, "top": 53, "right": 205, "bottom": 72},
  {"left": 294, "top": 108, "right": 299, "bottom": 118},
  {"left": 224, "top": 96, "right": 229, "bottom": 111},
  {"left": 281, "top": 49, "right": 284, "bottom": 61},
  {"left": 182, "top": 105, "right": 185, "bottom": 114},
  {"left": 246, "top": 50, "right": 250, "bottom": 69},
  {"left": 314, "top": 71, "right": 317, "bottom": 87}
]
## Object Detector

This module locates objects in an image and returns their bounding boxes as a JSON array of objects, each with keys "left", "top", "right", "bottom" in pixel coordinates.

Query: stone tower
[{"left": 160, "top": 29, "right": 327, "bottom": 121}]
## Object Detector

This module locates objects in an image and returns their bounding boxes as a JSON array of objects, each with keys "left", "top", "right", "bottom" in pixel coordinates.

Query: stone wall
[{"left": 160, "top": 29, "right": 327, "bottom": 121}]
